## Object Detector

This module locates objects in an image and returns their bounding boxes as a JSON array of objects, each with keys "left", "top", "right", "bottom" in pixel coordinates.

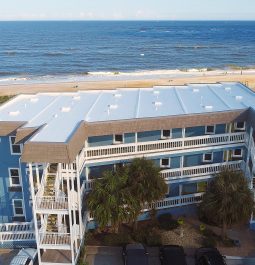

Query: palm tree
[
  {"left": 127, "top": 157, "right": 168, "bottom": 228},
  {"left": 87, "top": 167, "right": 131, "bottom": 233},
  {"left": 199, "top": 169, "right": 254, "bottom": 239}
]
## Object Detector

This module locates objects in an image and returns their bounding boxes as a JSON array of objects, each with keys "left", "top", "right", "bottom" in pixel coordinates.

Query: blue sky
[{"left": 0, "top": 0, "right": 254, "bottom": 20}]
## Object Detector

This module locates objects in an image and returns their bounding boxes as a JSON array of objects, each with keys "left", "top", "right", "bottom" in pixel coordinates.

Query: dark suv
[
  {"left": 195, "top": 248, "right": 226, "bottom": 265},
  {"left": 160, "top": 245, "right": 187, "bottom": 265},
  {"left": 122, "top": 243, "right": 149, "bottom": 265}
]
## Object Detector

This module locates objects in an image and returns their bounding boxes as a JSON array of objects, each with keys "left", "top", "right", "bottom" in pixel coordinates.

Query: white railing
[
  {"left": 84, "top": 132, "right": 246, "bottom": 160},
  {"left": 35, "top": 196, "right": 68, "bottom": 211},
  {"left": 161, "top": 160, "right": 243, "bottom": 181},
  {"left": 146, "top": 192, "right": 204, "bottom": 210},
  {"left": 84, "top": 161, "right": 243, "bottom": 191},
  {"left": 39, "top": 231, "right": 71, "bottom": 246},
  {"left": 0, "top": 222, "right": 35, "bottom": 243}
]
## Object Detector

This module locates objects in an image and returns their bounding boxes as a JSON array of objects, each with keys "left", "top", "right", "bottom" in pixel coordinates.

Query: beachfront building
[{"left": 0, "top": 82, "right": 255, "bottom": 264}]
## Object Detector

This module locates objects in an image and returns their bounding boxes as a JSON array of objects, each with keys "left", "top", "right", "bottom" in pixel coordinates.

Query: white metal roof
[{"left": 0, "top": 82, "right": 254, "bottom": 143}]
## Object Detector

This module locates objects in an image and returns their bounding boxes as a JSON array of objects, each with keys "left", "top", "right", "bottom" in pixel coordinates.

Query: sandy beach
[{"left": 0, "top": 72, "right": 255, "bottom": 96}]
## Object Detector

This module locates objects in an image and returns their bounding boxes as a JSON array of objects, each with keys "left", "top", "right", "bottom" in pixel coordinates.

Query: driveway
[{"left": 0, "top": 249, "right": 19, "bottom": 265}]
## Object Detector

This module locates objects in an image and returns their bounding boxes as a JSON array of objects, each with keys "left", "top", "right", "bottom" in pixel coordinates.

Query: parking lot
[{"left": 85, "top": 246, "right": 255, "bottom": 265}]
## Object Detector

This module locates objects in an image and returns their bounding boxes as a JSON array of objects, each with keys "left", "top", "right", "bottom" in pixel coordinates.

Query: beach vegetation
[
  {"left": 199, "top": 169, "right": 254, "bottom": 239},
  {"left": 0, "top": 95, "right": 14, "bottom": 105}
]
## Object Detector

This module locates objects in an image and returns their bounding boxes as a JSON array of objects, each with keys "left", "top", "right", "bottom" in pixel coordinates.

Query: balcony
[
  {"left": 84, "top": 132, "right": 246, "bottom": 161},
  {"left": 161, "top": 160, "right": 243, "bottom": 181},
  {"left": 35, "top": 196, "right": 68, "bottom": 212},
  {"left": 146, "top": 192, "right": 204, "bottom": 210},
  {"left": 39, "top": 232, "right": 71, "bottom": 249},
  {"left": 84, "top": 161, "right": 244, "bottom": 192},
  {"left": 0, "top": 222, "right": 35, "bottom": 243}
]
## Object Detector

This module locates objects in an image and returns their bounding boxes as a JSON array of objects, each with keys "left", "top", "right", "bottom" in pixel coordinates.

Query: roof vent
[
  {"left": 73, "top": 95, "right": 80, "bottom": 100},
  {"left": 53, "top": 114, "right": 58, "bottom": 118},
  {"left": 225, "top": 87, "right": 231, "bottom": 91},
  {"left": 109, "top": 104, "right": 118, "bottom": 110},
  {"left": 30, "top": 98, "right": 38, "bottom": 103},
  {"left": 205, "top": 105, "right": 213, "bottom": 110},
  {"left": 61, "top": 107, "right": 71, "bottom": 112},
  {"left": 153, "top": 101, "right": 162, "bottom": 107},
  {"left": 153, "top": 90, "right": 160, "bottom": 95},
  {"left": 235, "top": 95, "right": 243, "bottom": 100},
  {"left": 114, "top": 93, "right": 122, "bottom": 98},
  {"left": 193, "top": 88, "right": 199, "bottom": 93},
  {"left": 9, "top": 111, "right": 20, "bottom": 116}
]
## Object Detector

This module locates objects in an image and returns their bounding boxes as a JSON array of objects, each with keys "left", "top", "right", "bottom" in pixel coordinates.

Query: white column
[{"left": 29, "top": 163, "right": 42, "bottom": 265}]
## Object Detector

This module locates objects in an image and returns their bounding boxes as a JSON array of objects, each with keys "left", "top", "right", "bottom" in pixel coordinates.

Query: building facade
[{"left": 0, "top": 82, "right": 254, "bottom": 264}]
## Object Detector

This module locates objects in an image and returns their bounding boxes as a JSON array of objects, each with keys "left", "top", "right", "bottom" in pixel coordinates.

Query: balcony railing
[
  {"left": 146, "top": 192, "right": 204, "bottom": 210},
  {"left": 161, "top": 160, "right": 243, "bottom": 181},
  {"left": 39, "top": 232, "right": 71, "bottom": 247},
  {"left": 0, "top": 222, "right": 35, "bottom": 243},
  {"left": 35, "top": 196, "right": 68, "bottom": 211},
  {"left": 84, "top": 161, "right": 243, "bottom": 192},
  {"left": 84, "top": 132, "right": 246, "bottom": 161}
]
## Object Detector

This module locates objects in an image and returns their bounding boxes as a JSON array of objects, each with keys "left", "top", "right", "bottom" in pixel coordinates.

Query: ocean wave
[
  {"left": 43, "top": 52, "right": 69, "bottom": 57},
  {"left": 0, "top": 71, "right": 19, "bottom": 77}
]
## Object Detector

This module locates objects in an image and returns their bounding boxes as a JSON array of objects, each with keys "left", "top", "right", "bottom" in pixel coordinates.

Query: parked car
[
  {"left": 10, "top": 248, "right": 38, "bottom": 265},
  {"left": 159, "top": 245, "right": 187, "bottom": 265},
  {"left": 195, "top": 247, "right": 226, "bottom": 265},
  {"left": 122, "top": 243, "right": 149, "bottom": 265}
]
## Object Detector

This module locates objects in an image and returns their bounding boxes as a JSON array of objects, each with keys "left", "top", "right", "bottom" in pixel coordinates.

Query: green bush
[
  {"left": 157, "top": 213, "right": 179, "bottom": 230},
  {"left": 132, "top": 225, "right": 162, "bottom": 246},
  {"left": 202, "top": 236, "right": 217, "bottom": 248},
  {"left": 145, "top": 229, "right": 162, "bottom": 246},
  {"left": 102, "top": 233, "right": 132, "bottom": 246}
]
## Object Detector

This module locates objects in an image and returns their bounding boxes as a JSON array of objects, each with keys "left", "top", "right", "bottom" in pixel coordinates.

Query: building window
[
  {"left": 234, "top": 122, "right": 246, "bottom": 131},
  {"left": 161, "top": 130, "right": 171, "bottom": 139},
  {"left": 203, "top": 153, "right": 213, "bottom": 163},
  {"left": 114, "top": 134, "right": 124, "bottom": 144},
  {"left": 9, "top": 136, "right": 22, "bottom": 154},
  {"left": 205, "top": 125, "right": 215, "bottom": 134},
  {"left": 161, "top": 158, "right": 170, "bottom": 168},
  {"left": 233, "top": 148, "right": 243, "bottom": 158},
  {"left": 197, "top": 181, "right": 207, "bottom": 193},
  {"left": 13, "top": 199, "right": 24, "bottom": 216},
  {"left": 9, "top": 168, "right": 21, "bottom": 186}
]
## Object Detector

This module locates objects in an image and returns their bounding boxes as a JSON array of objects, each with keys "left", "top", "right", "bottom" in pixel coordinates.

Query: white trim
[
  {"left": 232, "top": 148, "right": 243, "bottom": 158},
  {"left": 234, "top": 121, "right": 246, "bottom": 131},
  {"left": 205, "top": 125, "right": 216, "bottom": 135},
  {"left": 8, "top": 167, "right": 21, "bottom": 187},
  {"left": 161, "top": 158, "right": 170, "bottom": 168},
  {"left": 203, "top": 152, "right": 213, "bottom": 163},
  {"left": 113, "top": 134, "right": 124, "bottom": 144},
  {"left": 161, "top": 129, "right": 172, "bottom": 139},
  {"left": 9, "top": 136, "right": 22, "bottom": 155},
  {"left": 12, "top": 199, "right": 24, "bottom": 216}
]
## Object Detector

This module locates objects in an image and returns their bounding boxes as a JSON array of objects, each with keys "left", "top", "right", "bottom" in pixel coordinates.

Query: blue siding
[
  {"left": 185, "top": 126, "right": 205, "bottom": 137},
  {"left": 88, "top": 135, "right": 113, "bottom": 147},
  {"left": 88, "top": 164, "right": 114, "bottom": 179},
  {"left": 137, "top": 130, "right": 161, "bottom": 142},
  {"left": 124, "top": 133, "right": 135, "bottom": 143},
  {"left": 216, "top": 124, "right": 226, "bottom": 134},
  {"left": 0, "top": 136, "right": 32, "bottom": 223},
  {"left": 172, "top": 128, "right": 183, "bottom": 139},
  {"left": 169, "top": 183, "right": 180, "bottom": 197}
]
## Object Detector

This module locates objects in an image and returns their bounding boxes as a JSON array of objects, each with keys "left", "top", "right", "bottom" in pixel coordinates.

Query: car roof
[
  {"left": 10, "top": 248, "right": 37, "bottom": 265},
  {"left": 126, "top": 252, "right": 148, "bottom": 265}
]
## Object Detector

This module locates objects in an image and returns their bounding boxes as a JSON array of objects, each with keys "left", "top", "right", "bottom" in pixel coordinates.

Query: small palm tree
[
  {"left": 87, "top": 167, "right": 131, "bottom": 233},
  {"left": 199, "top": 169, "right": 254, "bottom": 239}
]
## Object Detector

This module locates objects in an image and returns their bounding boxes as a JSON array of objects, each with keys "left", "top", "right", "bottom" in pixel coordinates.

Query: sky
[{"left": 0, "top": 0, "right": 254, "bottom": 21}]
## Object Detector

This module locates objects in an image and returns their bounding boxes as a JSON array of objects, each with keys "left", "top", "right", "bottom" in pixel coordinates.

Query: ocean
[{"left": 0, "top": 20, "right": 255, "bottom": 84}]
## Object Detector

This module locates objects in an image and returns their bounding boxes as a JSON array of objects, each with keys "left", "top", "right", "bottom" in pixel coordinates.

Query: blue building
[{"left": 0, "top": 82, "right": 254, "bottom": 264}]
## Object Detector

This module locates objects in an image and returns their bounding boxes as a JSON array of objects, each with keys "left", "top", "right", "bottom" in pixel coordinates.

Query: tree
[
  {"left": 199, "top": 169, "right": 254, "bottom": 239},
  {"left": 127, "top": 157, "right": 168, "bottom": 228},
  {"left": 87, "top": 167, "right": 132, "bottom": 233}
]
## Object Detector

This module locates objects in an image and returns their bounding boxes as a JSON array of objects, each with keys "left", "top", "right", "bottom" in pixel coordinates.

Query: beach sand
[{"left": 0, "top": 73, "right": 255, "bottom": 95}]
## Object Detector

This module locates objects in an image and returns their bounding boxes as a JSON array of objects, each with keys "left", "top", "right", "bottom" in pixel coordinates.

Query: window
[
  {"left": 114, "top": 134, "right": 123, "bottom": 144},
  {"left": 161, "top": 130, "right": 171, "bottom": 139},
  {"left": 13, "top": 199, "right": 24, "bottom": 216},
  {"left": 234, "top": 121, "right": 246, "bottom": 131},
  {"left": 205, "top": 125, "right": 215, "bottom": 134},
  {"left": 233, "top": 148, "right": 243, "bottom": 158},
  {"left": 197, "top": 182, "right": 207, "bottom": 193},
  {"left": 9, "top": 168, "right": 21, "bottom": 186},
  {"left": 203, "top": 153, "right": 213, "bottom": 163},
  {"left": 9, "top": 136, "right": 22, "bottom": 154},
  {"left": 161, "top": 158, "right": 170, "bottom": 168}
]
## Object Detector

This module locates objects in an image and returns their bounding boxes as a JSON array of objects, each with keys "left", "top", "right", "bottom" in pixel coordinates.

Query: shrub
[
  {"left": 202, "top": 236, "right": 217, "bottom": 248},
  {"left": 102, "top": 233, "right": 132, "bottom": 246},
  {"left": 132, "top": 226, "right": 161, "bottom": 246},
  {"left": 146, "top": 229, "right": 162, "bottom": 246},
  {"left": 157, "top": 213, "right": 179, "bottom": 230}
]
